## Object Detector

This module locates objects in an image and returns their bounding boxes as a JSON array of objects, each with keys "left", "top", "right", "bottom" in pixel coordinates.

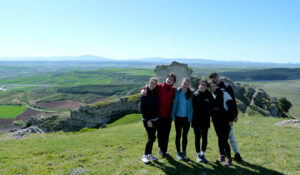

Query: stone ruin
[{"left": 155, "top": 61, "right": 193, "bottom": 87}]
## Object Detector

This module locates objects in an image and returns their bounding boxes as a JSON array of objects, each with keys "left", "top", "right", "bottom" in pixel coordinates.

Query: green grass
[
  {"left": 0, "top": 114, "right": 299, "bottom": 174},
  {"left": 0, "top": 105, "right": 26, "bottom": 119},
  {"left": 249, "top": 80, "right": 300, "bottom": 119}
]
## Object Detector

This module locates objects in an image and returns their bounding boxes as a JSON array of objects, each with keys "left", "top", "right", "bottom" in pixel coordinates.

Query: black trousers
[
  {"left": 175, "top": 116, "right": 190, "bottom": 152},
  {"left": 213, "top": 122, "right": 231, "bottom": 158},
  {"left": 157, "top": 117, "right": 172, "bottom": 153},
  {"left": 193, "top": 126, "right": 208, "bottom": 153},
  {"left": 143, "top": 120, "right": 158, "bottom": 155}
]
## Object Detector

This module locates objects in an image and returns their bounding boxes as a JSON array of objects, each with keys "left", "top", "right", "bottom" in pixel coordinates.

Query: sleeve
[
  {"left": 171, "top": 92, "right": 178, "bottom": 120},
  {"left": 192, "top": 95, "right": 198, "bottom": 120},
  {"left": 140, "top": 95, "right": 149, "bottom": 121},
  {"left": 227, "top": 85, "right": 238, "bottom": 117},
  {"left": 226, "top": 100, "right": 235, "bottom": 122},
  {"left": 188, "top": 98, "right": 193, "bottom": 123}
]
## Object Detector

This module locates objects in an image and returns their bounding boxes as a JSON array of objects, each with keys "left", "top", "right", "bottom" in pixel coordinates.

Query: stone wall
[{"left": 155, "top": 61, "right": 193, "bottom": 87}]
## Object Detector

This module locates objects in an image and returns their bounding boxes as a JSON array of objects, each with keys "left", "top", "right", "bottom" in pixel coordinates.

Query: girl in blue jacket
[{"left": 171, "top": 78, "right": 193, "bottom": 161}]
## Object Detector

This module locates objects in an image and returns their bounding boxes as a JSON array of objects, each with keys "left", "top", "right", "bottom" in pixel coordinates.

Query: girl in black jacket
[
  {"left": 208, "top": 81, "right": 235, "bottom": 167},
  {"left": 140, "top": 77, "right": 159, "bottom": 164},
  {"left": 192, "top": 79, "right": 214, "bottom": 163}
]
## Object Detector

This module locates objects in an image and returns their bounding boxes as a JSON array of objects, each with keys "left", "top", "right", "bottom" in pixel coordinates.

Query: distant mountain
[{"left": 0, "top": 55, "right": 299, "bottom": 68}]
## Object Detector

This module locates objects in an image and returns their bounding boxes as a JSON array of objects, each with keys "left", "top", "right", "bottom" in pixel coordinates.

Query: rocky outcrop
[
  {"left": 27, "top": 94, "right": 140, "bottom": 132},
  {"left": 275, "top": 120, "right": 300, "bottom": 127}
]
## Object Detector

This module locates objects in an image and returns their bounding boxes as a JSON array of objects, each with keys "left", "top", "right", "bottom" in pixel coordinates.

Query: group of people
[{"left": 139, "top": 72, "right": 243, "bottom": 167}]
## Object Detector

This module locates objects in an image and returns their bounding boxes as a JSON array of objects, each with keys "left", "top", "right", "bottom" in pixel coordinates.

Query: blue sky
[{"left": 0, "top": 0, "right": 299, "bottom": 63}]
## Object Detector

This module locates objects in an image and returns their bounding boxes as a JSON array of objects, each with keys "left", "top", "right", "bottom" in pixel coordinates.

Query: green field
[
  {"left": 0, "top": 114, "right": 299, "bottom": 174},
  {"left": 0, "top": 68, "right": 154, "bottom": 87},
  {"left": 0, "top": 105, "right": 26, "bottom": 119},
  {"left": 249, "top": 80, "right": 300, "bottom": 119}
]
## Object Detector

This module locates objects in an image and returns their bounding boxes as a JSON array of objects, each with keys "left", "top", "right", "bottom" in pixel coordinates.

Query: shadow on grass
[{"left": 148, "top": 156, "right": 284, "bottom": 175}]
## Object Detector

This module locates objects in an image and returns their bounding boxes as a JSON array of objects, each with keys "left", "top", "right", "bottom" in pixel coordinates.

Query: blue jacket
[{"left": 171, "top": 88, "right": 193, "bottom": 122}]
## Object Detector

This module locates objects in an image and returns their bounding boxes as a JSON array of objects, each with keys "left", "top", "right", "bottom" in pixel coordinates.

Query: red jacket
[{"left": 157, "top": 83, "right": 176, "bottom": 118}]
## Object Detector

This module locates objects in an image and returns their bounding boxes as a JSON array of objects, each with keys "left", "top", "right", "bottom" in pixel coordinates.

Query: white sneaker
[
  {"left": 197, "top": 154, "right": 202, "bottom": 162},
  {"left": 177, "top": 152, "right": 183, "bottom": 161},
  {"left": 141, "top": 155, "right": 150, "bottom": 164},
  {"left": 148, "top": 154, "right": 158, "bottom": 161}
]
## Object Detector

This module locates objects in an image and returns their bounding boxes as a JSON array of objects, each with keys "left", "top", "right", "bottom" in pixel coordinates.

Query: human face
[
  {"left": 181, "top": 80, "right": 190, "bottom": 91},
  {"left": 199, "top": 82, "right": 207, "bottom": 92},
  {"left": 211, "top": 75, "right": 221, "bottom": 85},
  {"left": 166, "top": 76, "right": 174, "bottom": 86},
  {"left": 209, "top": 83, "right": 218, "bottom": 93},
  {"left": 148, "top": 79, "right": 157, "bottom": 90}
]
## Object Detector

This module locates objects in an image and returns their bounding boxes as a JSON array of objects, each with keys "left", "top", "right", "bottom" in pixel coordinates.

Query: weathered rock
[
  {"left": 28, "top": 94, "right": 140, "bottom": 132},
  {"left": 275, "top": 120, "right": 300, "bottom": 127},
  {"left": 155, "top": 61, "right": 193, "bottom": 87},
  {"left": 13, "top": 126, "right": 44, "bottom": 138}
]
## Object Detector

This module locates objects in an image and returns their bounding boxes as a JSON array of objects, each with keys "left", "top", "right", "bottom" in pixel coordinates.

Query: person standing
[
  {"left": 140, "top": 78, "right": 160, "bottom": 164},
  {"left": 192, "top": 79, "right": 213, "bottom": 163},
  {"left": 141, "top": 73, "right": 177, "bottom": 158},
  {"left": 209, "top": 72, "right": 243, "bottom": 162},
  {"left": 209, "top": 81, "right": 235, "bottom": 167},
  {"left": 171, "top": 78, "right": 193, "bottom": 161}
]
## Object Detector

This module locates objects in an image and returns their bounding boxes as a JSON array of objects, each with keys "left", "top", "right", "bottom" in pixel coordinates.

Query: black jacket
[
  {"left": 192, "top": 90, "right": 214, "bottom": 128},
  {"left": 218, "top": 81, "right": 238, "bottom": 117},
  {"left": 140, "top": 86, "right": 159, "bottom": 121},
  {"left": 211, "top": 88, "right": 235, "bottom": 125}
]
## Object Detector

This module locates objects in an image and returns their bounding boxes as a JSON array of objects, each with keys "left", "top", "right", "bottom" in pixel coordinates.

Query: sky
[{"left": 0, "top": 0, "right": 300, "bottom": 63}]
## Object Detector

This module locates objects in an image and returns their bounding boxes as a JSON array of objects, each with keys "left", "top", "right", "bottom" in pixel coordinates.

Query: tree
[{"left": 278, "top": 97, "right": 292, "bottom": 113}]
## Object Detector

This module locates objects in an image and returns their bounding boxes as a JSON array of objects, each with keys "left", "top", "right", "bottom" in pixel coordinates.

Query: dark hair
[
  {"left": 167, "top": 73, "right": 176, "bottom": 83},
  {"left": 199, "top": 79, "right": 208, "bottom": 87},
  {"left": 209, "top": 72, "right": 218, "bottom": 79}
]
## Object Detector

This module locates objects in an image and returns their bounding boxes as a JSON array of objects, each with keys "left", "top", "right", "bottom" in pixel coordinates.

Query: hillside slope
[{"left": 0, "top": 114, "right": 299, "bottom": 175}]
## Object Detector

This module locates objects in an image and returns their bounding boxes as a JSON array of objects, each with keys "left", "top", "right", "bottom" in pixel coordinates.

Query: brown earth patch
[
  {"left": 0, "top": 108, "right": 45, "bottom": 126},
  {"left": 35, "top": 100, "right": 86, "bottom": 110}
]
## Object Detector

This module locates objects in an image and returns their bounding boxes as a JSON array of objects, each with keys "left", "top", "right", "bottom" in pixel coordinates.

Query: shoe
[
  {"left": 215, "top": 155, "right": 225, "bottom": 163},
  {"left": 224, "top": 158, "right": 232, "bottom": 167},
  {"left": 177, "top": 152, "right": 183, "bottom": 161},
  {"left": 159, "top": 150, "right": 170, "bottom": 159},
  {"left": 234, "top": 153, "right": 243, "bottom": 162},
  {"left": 148, "top": 154, "right": 158, "bottom": 161},
  {"left": 196, "top": 154, "right": 201, "bottom": 162},
  {"left": 200, "top": 155, "right": 208, "bottom": 163},
  {"left": 182, "top": 152, "right": 188, "bottom": 161},
  {"left": 141, "top": 155, "right": 150, "bottom": 164}
]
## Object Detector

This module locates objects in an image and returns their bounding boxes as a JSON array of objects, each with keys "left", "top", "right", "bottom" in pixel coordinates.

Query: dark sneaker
[
  {"left": 182, "top": 152, "right": 188, "bottom": 161},
  {"left": 200, "top": 155, "right": 208, "bottom": 163},
  {"left": 234, "top": 153, "right": 243, "bottom": 162},
  {"left": 215, "top": 155, "right": 225, "bottom": 163},
  {"left": 159, "top": 150, "right": 170, "bottom": 159},
  {"left": 148, "top": 154, "right": 158, "bottom": 161},
  {"left": 224, "top": 158, "right": 232, "bottom": 167}
]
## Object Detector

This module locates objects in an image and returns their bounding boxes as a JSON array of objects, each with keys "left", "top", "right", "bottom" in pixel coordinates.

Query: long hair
[{"left": 181, "top": 78, "right": 192, "bottom": 100}]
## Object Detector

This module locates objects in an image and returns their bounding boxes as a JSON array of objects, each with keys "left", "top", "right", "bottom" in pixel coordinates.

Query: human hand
[
  {"left": 147, "top": 120, "right": 153, "bottom": 128},
  {"left": 234, "top": 117, "right": 238, "bottom": 123},
  {"left": 229, "top": 122, "right": 233, "bottom": 127},
  {"left": 141, "top": 89, "right": 147, "bottom": 96}
]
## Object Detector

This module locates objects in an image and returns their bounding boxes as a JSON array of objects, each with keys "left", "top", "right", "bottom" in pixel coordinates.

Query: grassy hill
[{"left": 0, "top": 114, "right": 299, "bottom": 175}]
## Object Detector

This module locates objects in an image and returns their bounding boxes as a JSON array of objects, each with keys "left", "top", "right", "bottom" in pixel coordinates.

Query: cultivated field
[{"left": 0, "top": 105, "right": 26, "bottom": 119}]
